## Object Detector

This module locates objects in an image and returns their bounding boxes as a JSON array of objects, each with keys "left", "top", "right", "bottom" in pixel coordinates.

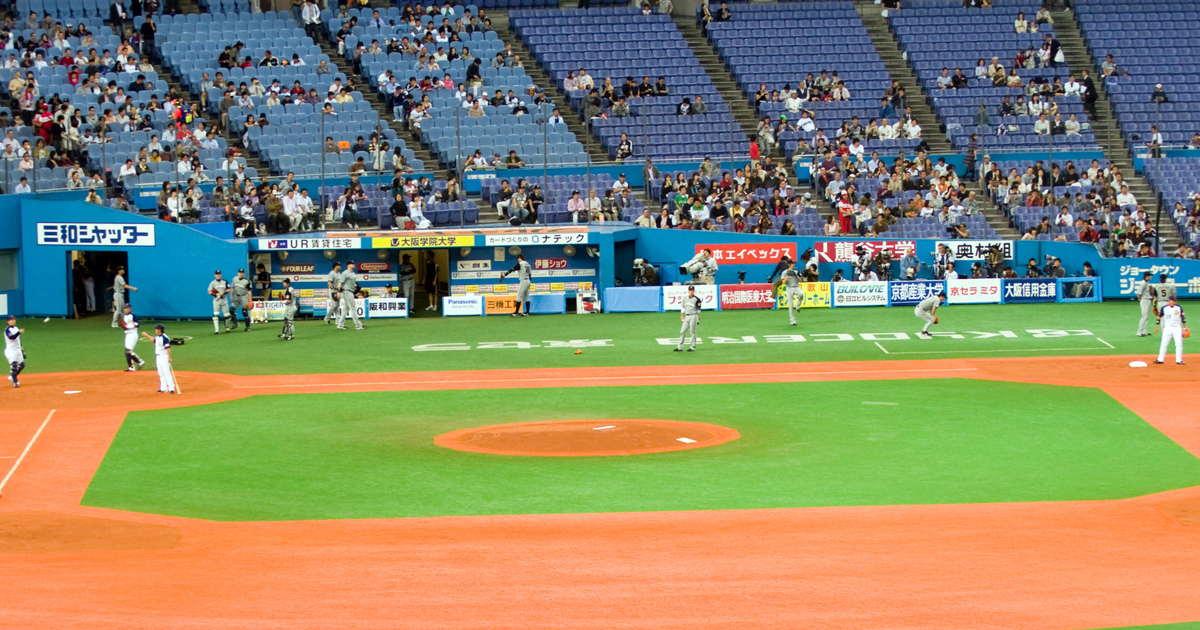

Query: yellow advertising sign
[
  {"left": 464, "top": 285, "right": 479, "bottom": 293},
  {"left": 492, "top": 284, "right": 509, "bottom": 293},
  {"left": 550, "top": 282, "right": 565, "bottom": 292},
  {"left": 371, "top": 235, "right": 474, "bottom": 249},
  {"left": 776, "top": 282, "right": 831, "bottom": 309},
  {"left": 485, "top": 295, "right": 518, "bottom": 314}
]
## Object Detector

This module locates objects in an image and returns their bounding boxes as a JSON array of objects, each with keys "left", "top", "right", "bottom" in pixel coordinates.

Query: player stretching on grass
[
  {"left": 118, "top": 303, "right": 145, "bottom": 371},
  {"left": 915, "top": 291, "right": 946, "bottom": 339},
  {"left": 278, "top": 278, "right": 297, "bottom": 341},
  {"left": 5, "top": 315, "right": 24, "bottom": 388},
  {"left": 141, "top": 324, "right": 177, "bottom": 394},
  {"left": 1154, "top": 297, "right": 1188, "bottom": 365}
]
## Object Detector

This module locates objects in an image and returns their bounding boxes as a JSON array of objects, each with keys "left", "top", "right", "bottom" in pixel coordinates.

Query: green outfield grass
[
  {"left": 81, "top": 379, "right": 1200, "bottom": 521},
  {"left": 16, "top": 301, "right": 1175, "bottom": 375},
  {"left": 1089, "top": 624, "right": 1200, "bottom": 630}
]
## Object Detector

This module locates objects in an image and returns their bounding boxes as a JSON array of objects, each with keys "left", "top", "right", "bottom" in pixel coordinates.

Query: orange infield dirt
[
  {"left": 435, "top": 419, "right": 741, "bottom": 456},
  {"left": 0, "top": 355, "right": 1198, "bottom": 629}
]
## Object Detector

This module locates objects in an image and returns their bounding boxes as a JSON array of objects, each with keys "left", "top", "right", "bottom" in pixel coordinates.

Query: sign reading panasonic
[{"left": 832, "top": 281, "right": 889, "bottom": 307}]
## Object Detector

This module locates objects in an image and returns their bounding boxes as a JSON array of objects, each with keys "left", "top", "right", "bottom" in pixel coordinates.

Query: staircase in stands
[{"left": 1053, "top": 7, "right": 1181, "bottom": 253}]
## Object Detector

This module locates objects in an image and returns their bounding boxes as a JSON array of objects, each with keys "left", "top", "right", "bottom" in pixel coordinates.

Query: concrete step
[{"left": 671, "top": 18, "right": 761, "bottom": 140}]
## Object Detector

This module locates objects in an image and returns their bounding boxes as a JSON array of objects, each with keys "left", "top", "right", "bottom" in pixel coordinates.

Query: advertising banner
[
  {"left": 1100, "top": 259, "right": 1200, "bottom": 299},
  {"left": 889, "top": 280, "right": 945, "bottom": 306},
  {"left": 718, "top": 283, "right": 776, "bottom": 309},
  {"left": 946, "top": 279, "right": 1002, "bottom": 304},
  {"left": 367, "top": 297, "right": 409, "bottom": 318},
  {"left": 832, "top": 281, "right": 889, "bottom": 307},
  {"left": 776, "top": 282, "right": 831, "bottom": 309},
  {"left": 373, "top": 235, "right": 474, "bottom": 249},
  {"left": 484, "top": 232, "right": 587, "bottom": 246},
  {"left": 38, "top": 222, "right": 155, "bottom": 246},
  {"left": 314, "top": 297, "right": 367, "bottom": 318},
  {"left": 700, "top": 243, "right": 797, "bottom": 265},
  {"left": 662, "top": 284, "right": 719, "bottom": 311},
  {"left": 249, "top": 300, "right": 287, "bottom": 322},
  {"left": 936, "top": 240, "right": 1013, "bottom": 261},
  {"left": 815, "top": 240, "right": 916, "bottom": 263},
  {"left": 258, "top": 237, "right": 359, "bottom": 250},
  {"left": 456, "top": 260, "right": 492, "bottom": 272},
  {"left": 1002, "top": 278, "right": 1058, "bottom": 303},
  {"left": 485, "top": 295, "right": 520, "bottom": 314},
  {"left": 442, "top": 295, "right": 484, "bottom": 316}
]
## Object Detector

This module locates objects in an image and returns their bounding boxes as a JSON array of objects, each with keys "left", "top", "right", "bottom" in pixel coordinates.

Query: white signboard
[
  {"left": 250, "top": 300, "right": 288, "bottom": 322},
  {"left": 833, "top": 281, "right": 889, "bottom": 307},
  {"left": 258, "top": 237, "right": 361, "bottom": 250},
  {"left": 483, "top": 233, "right": 587, "bottom": 246},
  {"left": 456, "top": 260, "right": 492, "bottom": 272},
  {"left": 367, "top": 297, "right": 409, "bottom": 318},
  {"left": 451, "top": 269, "right": 596, "bottom": 281},
  {"left": 273, "top": 273, "right": 398, "bottom": 284},
  {"left": 946, "top": 278, "right": 1003, "bottom": 304},
  {"left": 935, "top": 240, "right": 1014, "bottom": 261},
  {"left": 442, "top": 294, "right": 484, "bottom": 316},
  {"left": 37, "top": 222, "right": 155, "bottom": 246},
  {"left": 662, "top": 285, "right": 719, "bottom": 311}
]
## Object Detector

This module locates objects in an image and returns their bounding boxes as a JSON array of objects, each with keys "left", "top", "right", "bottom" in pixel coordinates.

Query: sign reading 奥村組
[{"left": 935, "top": 240, "right": 1013, "bottom": 261}]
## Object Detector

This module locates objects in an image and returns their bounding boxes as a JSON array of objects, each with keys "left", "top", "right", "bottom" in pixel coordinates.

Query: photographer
[
  {"left": 1044, "top": 256, "right": 1065, "bottom": 279},
  {"left": 1072, "top": 261, "right": 1097, "bottom": 298},
  {"left": 1025, "top": 257, "right": 1042, "bottom": 278},
  {"left": 899, "top": 250, "right": 921, "bottom": 280},
  {"left": 680, "top": 249, "right": 718, "bottom": 285},
  {"left": 984, "top": 245, "right": 1004, "bottom": 277},
  {"left": 933, "top": 244, "right": 955, "bottom": 280},
  {"left": 634, "top": 259, "right": 659, "bottom": 286}
]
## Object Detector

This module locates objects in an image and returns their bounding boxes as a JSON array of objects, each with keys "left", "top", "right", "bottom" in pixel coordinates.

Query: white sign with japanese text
[
  {"left": 662, "top": 285, "right": 719, "bottom": 311},
  {"left": 946, "top": 278, "right": 1002, "bottom": 304},
  {"left": 833, "top": 281, "right": 889, "bottom": 307},
  {"left": 935, "top": 240, "right": 1013, "bottom": 261},
  {"left": 258, "top": 237, "right": 360, "bottom": 250},
  {"left": 367, "top": 297, "right": 409, "bottom": 318},
  {"left": 38, "top": 222, "right": 155, "bottom": 247},
  {"left": 483, "top": 232, "right": 587, "bottom": 246}
]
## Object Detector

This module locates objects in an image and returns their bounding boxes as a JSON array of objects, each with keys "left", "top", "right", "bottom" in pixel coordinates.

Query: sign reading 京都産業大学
[
  {"left": 832, "top": 281, "right": 889, "bottom": 307},
  {"left": 889, "top": 280, "right": 945, "bottom": 306},
  {"left": 38, "top": 222, "right": 155, "bottom": 247},
  {"left": 258, "top": 237, "right": 360, "bottom": 250}
]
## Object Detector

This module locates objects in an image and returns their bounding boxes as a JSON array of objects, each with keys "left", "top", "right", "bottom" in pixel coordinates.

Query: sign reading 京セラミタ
[
  {"left": 946, "top": 279, "right": 1002, "bottom": 304},
  {"left": 662, "top": 285, "right": 719, "bottom": 311},
  {"left": 38, "top": 222, "right": 155, "bottom": 246},
  {"left": 832, "top": 281, "right": 889, "bottom": 307}
]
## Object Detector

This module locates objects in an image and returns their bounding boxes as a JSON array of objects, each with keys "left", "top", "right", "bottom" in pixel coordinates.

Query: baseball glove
[
  {"left": 934, "top": 316, "right": 939, "bottom": 324},
  {"left": 1185, "top": 328, "right": 1192, "bottom": 339}
]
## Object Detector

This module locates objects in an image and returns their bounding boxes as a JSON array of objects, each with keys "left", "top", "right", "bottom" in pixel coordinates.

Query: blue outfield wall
[{"left": 19, "top": 200, "right": 248, "bottom": 318}]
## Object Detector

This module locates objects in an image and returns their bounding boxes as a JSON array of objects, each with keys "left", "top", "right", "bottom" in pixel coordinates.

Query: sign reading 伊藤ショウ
[
  {"left": 699, "top": 243, "right": 797, "bottom": 264},
  {"left": 38, "top": 222, "right": 155, "bottom": 246}
]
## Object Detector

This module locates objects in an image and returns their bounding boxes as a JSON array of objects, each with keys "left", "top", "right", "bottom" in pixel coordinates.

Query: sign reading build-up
[{"left": 38, "top": 222, "right": 155, "bottom": 247}]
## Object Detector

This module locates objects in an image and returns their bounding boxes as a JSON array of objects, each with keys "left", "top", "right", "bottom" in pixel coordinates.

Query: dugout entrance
[{"left": 67, "top": 251, "right": 126, "bottom": 320}]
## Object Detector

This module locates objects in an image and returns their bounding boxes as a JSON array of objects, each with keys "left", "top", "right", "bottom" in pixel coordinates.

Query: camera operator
[
  {"left": 932, "top": 244, "right": 955, "bottom": 280},
  {"left": 633, "top": 259, "right": 659, "bottom": 286},
  {"left": 873, "top": 250, "right": 893, "bottom": 281},
  {"left": 899, "top": 250, "right": 921, "bottom": 280},
  {"left": 1072, "top": 261, "right": 1097, "bottom": 298},
  {"left": 680, "top": 248, "right": 718, "bottom": 285},
  {"left": 1025, "top": 257, "right": 1042, "bottom": 278},
  {"left": 1044, "top": 256, "right": 1065, "bottom": 279},
  {"left": 984, "top": 245, "right": 1004, "bottom": 277},
  {"left": 767, "top": 254, "right": 792, "bottom": 283}
]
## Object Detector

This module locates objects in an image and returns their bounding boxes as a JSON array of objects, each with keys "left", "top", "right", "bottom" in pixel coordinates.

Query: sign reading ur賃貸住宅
[
  {"left": 258, "top": 237, "right": 360, "bottom": 250},
  {"left": 37, "top": 222, "right": 155, "bottom": 246}
]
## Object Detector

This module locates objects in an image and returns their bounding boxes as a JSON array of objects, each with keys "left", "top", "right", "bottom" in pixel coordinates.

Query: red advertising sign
[
  {"left": 280, "top": 264, "right": 315, "bottom": 273},
  {"left": 698, "top": 243, "right": 797, "bottom": 265},
  {"left": 814, "top": 240, "right": 916, "bottom": 263},
  {"left": 534, "top": 258, "right": 568, "bottom": 269},
  {"left": 358, "top": 262, "right": 392, "bottom": 272},
  {"left": 719, "top": 283, "right": 776, "bottom": 309}
]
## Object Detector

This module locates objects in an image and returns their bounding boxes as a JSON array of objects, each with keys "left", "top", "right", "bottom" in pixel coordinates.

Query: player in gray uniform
[
  {"left": 1136, "top": 271, "right": 1155, "bottom": 336},
  {"left": 323, "top": 261, "right": 342, "bottom": 324},
  {"left": 110, "top": 266, "right": 137, "bottom": 327},
  {"left": 398, "top": 254, "right": 417, "bottom": 303},
  {"left": 1154, "top": 272, "right": 1177, "bottom": 308},
  {"left": 229, "top": 268, "right": 254, "bottom": 332},
  {"left": 207, "top": 270, "right": 233, "bottom": 334},
  {"left": 278, "top": 278, "right": 298, "bottom": 341},
  {"left": 5, "top": 315, "right": 24, "bottom": 387},
  {"left": 500, "top": 254, "right": 533, "bottom": 317},
  {"left": 674, "top": 285, "right": 703, "bottom": 352},
  {"left": 915, "top": 291, "right": 946, "bottom": 338},
  {"left": 781, "top": 260, "right": 803, "bottom": 326},
  {"left": 336, "top": 261, "right": 365, "bottom": 330}
]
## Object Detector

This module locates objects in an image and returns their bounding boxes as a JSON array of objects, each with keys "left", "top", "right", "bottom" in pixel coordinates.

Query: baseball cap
[
  {"left": 214, "top": 269, "right": 222, "bottom": 274},
  {"left": 237, "top": 268, "right": 245, "bottom": 273},
  {"left": 154, "top": 324, "right": 164, "bottom": 330}
]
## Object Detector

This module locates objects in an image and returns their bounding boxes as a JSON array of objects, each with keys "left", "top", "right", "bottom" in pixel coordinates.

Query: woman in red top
[
  {"left": 748, "top": 138, "right": 760, "bottom": 164},
  {"left": 838, "top": 192, "right": 855, "bottom": 234}
]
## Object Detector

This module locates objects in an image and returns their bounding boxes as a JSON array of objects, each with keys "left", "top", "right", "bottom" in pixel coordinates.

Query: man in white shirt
[
  {"left": 296, "top": 189, "right": 315, "bottom": 230},
  {"left": 784, "top": 91, "right": 802, "bottom": 113},
  {"left": 1116, "top": 185, "right": 1137, "bottom": 206},
  {"left": 14, "top": 177, "right": 30, "bottom": 193},
  {"left": 1064, "top": 74, "right": 1081, "bottom": 96},
  {"left": 936, "top": 68, "right": 953, "bottom": 89},
  {"left": 281, "top": 189, "right": 301, "bottom": 232},
  {"left": 118, "top": 159, "right": 137, "bottom": 179},
  {"left": 1, "top": 130, "right": 17, "bottom": 152},
  {"left": 612, "top": 173, "right": 631, "bottom": 193},
  {"left": 878, "top": 117, "right": 898, "bottom": 140},
  {"left": 795, "top": 111, "right": 815, "bottom": 133},
  {"left": 548, "top": 108, "right": 565, "bottom": 126},
  {"left": 576, "top": 69, "right": 593, "bottom": 91},
  {"left": 848, "top": 138, "right": 865, "bottom": 158},
  {"left": 1054, "top": 207, "right": 1073, "bottom": 227}
]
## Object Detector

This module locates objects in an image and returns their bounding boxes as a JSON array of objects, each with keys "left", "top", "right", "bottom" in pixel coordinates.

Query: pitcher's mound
[{"left": 436, "top": 420, "right": 740, "bottom": 457}]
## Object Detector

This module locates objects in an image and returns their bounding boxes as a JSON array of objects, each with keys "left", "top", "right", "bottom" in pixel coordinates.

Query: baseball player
[
  {"left": 675, "top": 285, "right": 703, "bottom": 352},
  {"left": 5, "top": 315, "right": 24, "bottom": 388},
  {"left": 110, "top": 266, "right": 138, "bottom": 328},
  {"left": 1154, "top": 297, "right": 1187, "bottom": 365},
  {"left": 915, "top": 291, "right": 946, "bottom": 339},
  {"left": 500, "top": 254, "right": 533, "bottom": 317},
  {"left": 278, "top": 278, "right": 298, "bottom": 341},
  {"left": 1155, "top": 272, "right": 1177, "bottom": 309},
  {"left": 118, "top": 303, "right": 145, "bottom": 371},
  {"left": 323, "top": 261, "right": 342, "bottom": 324},
  {"left": 207, "top": 270, "right": 233, "bottom": 334},
  {"left": 781, "top": 260, "right": 803, "bottom": 326},
  {"left": 336, "top": 261, "right": 365, "bottom": 330},
  {"left": 229, "top": 268, "right": 254, "bottom": 332},
  {"left": 1136, "top": 271, "right": 1155, "bottom": 336},
  {"left": 141, "top": 324, "right": 177, "bottom": 394},
  {"left": 398, "top": 254, "right": 417, "bottom": 303}
]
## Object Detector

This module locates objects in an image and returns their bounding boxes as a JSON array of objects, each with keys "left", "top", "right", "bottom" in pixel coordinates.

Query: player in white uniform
[
  {"left": 1154, "top": 297, "right": 1187, "bottom": 365},
  {"left": 781, "top": 260, "right": 803, "bottom": 326},
  {"left": 118, "top": 304, "right": 146, "bottom": 371},
  {"left": 141, "top": 324, "right": 177, "bottom": 393},
  {"left": 915, "top": 291, "right": 946, "bottom": 338},
  {"left": 5, "top": 315, "right": 25, "bottom": 388},
  {"left": 336, "top": 261, "right": 365, "bottom": 330},
  {"left": 278, "top": 278, "right": 298, "bottom": 341},
  {"left": 323, "top": 261, "right": 342, "bottom": 324}
]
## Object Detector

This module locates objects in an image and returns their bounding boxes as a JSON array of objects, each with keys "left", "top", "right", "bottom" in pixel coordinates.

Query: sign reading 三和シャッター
[
  {"left": 889, "top": 280, "right": 945, "bottom": 306},
  {"left": 662, "top": 285, "right": 719, "bottom": 311},
  {"left": 815, "top": 240, "right": 916, "bottom": 263},
  {"left": 700, "top": 243, "right": 798, "bottom": 265},
  {"left": 37, "top": 222, "right": 155, "bottom": 246},
  {"left": 258, "top": 237, "right": 360, "bottom": 250},
  {"left": 483, "top": 232, "right": 588, "bottom": 246},
  {"left": 1002, "top": 278, "right": 1057, "bottom": 303},
  {"left": 832, "top": 281, "right": 889, "bottom": 307},
  {"left": 718, "top": 284, "right": 775, "bottom": 309},
  {"left": 935, "top": 240, "right": 1013, "bottom": 261},
  {"left": 367, "top": 297, "right": 409, "bottom": 318},
  {"left": 946, "top": 278, "right": 1002, "bottom": 304}
]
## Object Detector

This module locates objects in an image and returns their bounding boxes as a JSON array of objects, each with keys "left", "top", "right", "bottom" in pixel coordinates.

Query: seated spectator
[
  {"left": 567, "top": 190, "right": 586, "bottom": 223},
  {"left": 676, "top": 97, "right": 694, "bottom": 116},
  {"left": 1033, "top": 113, "right": 1051, "bottom": 135},
  {"left": 611, "top": 97, "right": 631, "bottom": 118},
  {"left": 693, "top": 96, "right": 707, "bottom": 114},
  {"left": 936, "top": 67, "right": 953, "bottom": 89},
  {"left": 1014, "top": 12, "right": 1030, "bottom": 33},
  {"left": 616, "top": 134, "right": 633, "bottom": 163},
  {"left": 505, "top": 150, "right": 524, "bottom": 169},
  {"left": 1151, "top": 84, "right": 1169, "bottom": 104},
  {"left": 951, "top": 68, "right": 968, "bottom": 89}
]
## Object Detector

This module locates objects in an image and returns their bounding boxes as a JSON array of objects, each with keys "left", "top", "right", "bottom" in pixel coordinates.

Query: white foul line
[
  {"left": 0, "top": 409, "right": 56, "bottom": 498},
  {"left": 874, "top": 342, "right": 890, "bottom": 355},
  {"left": 593, "top": 425, "right": 616, "bottom": 430},
  {"left": 875, "top": 346, "right": 1112, "bottom": 356},
  {"left": 1097, "top": 337, "right": 1116, "bottom": 349},
  {"left": 231, "top": 367, "right": 980, "bottom": 389}
]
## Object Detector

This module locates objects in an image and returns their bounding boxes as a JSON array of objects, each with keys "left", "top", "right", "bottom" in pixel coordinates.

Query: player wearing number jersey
[
  {"left": 915, "top": 291, "right": 946, "bottom": 338},
  {"left": 781, "top": 261, "right": 803, "bottom": 326},
  {"left": 118, "top": 304, "right": 145, "bottom": 371},
  {"left": 141, "top": 324, "right": 176, "bottom": 394},
  {"left": 207, "top": 270, "right": 233, "bottom": 334},
  {"left": 278, "top": 279, "right": 298, "bottom": 341},
  {"left": 500, "top": 255, "right": 533, "bottom": 317},
  {"left": 674, "top": 285, "right": 702, "bottom": 352},
  {"left": 230, "top": 268, "right": 254, "bottom": 332},
  {"left": 336, "top": 261, "right": 364, "bottom": 330},
  {"left": 323, "top": 261, "right": 342, "bottom": 324},
  {"left": 5, "top": 315, "right": 24, "bottom": 388},
  {"left": 1154, "top": 297, "right": 1187, "bottom": 365}
]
